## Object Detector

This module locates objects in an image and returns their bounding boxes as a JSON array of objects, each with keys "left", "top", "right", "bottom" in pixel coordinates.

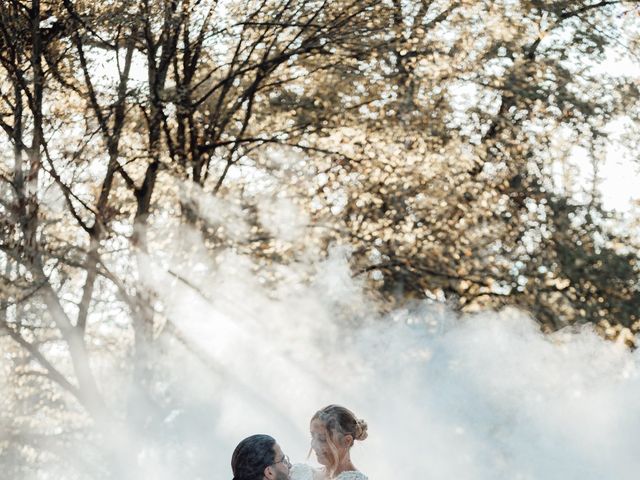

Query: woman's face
[
  {"left": 310, "top": 419, "right": 333, "bottom": 467},
  {"left": 310, "top": 419, "right": 348, "bottom": 468}
]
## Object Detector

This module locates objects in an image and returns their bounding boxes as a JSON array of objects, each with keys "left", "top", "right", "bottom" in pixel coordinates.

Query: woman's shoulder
[{"left": 335, "top": 471, "right": 368, "bottom": 480}]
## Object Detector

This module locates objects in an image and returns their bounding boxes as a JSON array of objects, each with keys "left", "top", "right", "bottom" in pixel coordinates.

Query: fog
[
  {"left": 120, "top": 220, "right": 640, "bottom": 480},
  {"left": 5, "top": 207, "right": 640, "bottom": 480}
]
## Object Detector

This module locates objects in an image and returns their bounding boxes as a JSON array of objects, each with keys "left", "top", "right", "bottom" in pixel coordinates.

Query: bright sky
[
  {"left": 583, "top": 52, "right": 640, "bottom": 216},
  {"left": 600, "top": 145, "right": 639, "bottom": 213}
]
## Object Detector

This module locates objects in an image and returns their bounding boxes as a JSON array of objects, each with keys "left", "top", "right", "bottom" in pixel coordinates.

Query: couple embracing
[{"left": 231, "top": 405, "right": 368, "bottom": 480}]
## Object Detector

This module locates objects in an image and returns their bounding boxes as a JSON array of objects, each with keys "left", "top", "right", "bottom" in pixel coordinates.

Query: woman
[{"left": 291, "top": 405, "right": 369, "bottom": 480}]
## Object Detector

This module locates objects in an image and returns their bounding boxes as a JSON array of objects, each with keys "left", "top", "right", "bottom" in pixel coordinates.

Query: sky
[{"left": 584, "top": 52, "right": 640, "bottom": 216}]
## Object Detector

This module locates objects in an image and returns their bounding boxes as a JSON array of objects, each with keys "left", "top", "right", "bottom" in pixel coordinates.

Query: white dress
[
  {"left": 290, "top": 464, "right": 368, "bottom": 480},
  {"left": 335, "top": 472, "right": 368, "bottom": 480},
  {"left": 290, "top": 463, "right": 315, "bottom": 480}
]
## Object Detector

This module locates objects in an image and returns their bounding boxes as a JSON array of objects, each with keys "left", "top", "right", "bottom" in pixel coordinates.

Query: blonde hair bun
[{"left": 355, "top": 418, "right": 368, "bottom": 441}]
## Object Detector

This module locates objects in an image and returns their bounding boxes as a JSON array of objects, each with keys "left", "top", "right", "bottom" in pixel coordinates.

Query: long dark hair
[{"left": 231, "top": 434, "right": 276, "bottom": 480}]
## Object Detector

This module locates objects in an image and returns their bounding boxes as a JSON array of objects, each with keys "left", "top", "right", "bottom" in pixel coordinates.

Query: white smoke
[
  {"left": 257, "top": 195, "right": 309, "bottom": 243},
  {"left": 128, "top": 213, "right": 640, "bottom": 480},
  {"left": 6, "top": 193, "right": 640, "bottom": 480}
]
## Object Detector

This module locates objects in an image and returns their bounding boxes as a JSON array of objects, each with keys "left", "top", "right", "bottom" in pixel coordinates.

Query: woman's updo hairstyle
[{"left": 312, "top": 405, "right": 368, "bottom": 443}]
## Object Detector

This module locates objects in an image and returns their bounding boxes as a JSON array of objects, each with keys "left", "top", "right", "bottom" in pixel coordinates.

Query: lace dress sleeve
[
  {"left": 334, "top": 471, "right": 368, "bottom": 480},
  {"left": 290, "top": 463, "right": 315, "bottom": 480}
]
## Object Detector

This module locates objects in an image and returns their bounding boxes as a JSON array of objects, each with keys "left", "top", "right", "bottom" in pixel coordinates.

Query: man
[{"left": 231, "top": 434, "right": 292, "bottom": 480}]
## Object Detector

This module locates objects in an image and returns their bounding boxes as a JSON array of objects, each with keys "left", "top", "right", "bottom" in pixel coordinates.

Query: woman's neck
[{"left": 331, "top": 457, "right": 356, "bottom": 478}]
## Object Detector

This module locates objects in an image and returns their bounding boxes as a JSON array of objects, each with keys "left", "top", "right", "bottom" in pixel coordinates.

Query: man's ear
[
  {"left": 264, "top": 465, "right": 275, "bottom": 480},
  {"left": 342, "top": 434, "right": 354, "bottom": 448}
]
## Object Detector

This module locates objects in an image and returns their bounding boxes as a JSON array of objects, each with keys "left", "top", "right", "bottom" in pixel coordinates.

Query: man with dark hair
[{"left": 231, "top": 434, "right": 292, "bottom": 480}]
